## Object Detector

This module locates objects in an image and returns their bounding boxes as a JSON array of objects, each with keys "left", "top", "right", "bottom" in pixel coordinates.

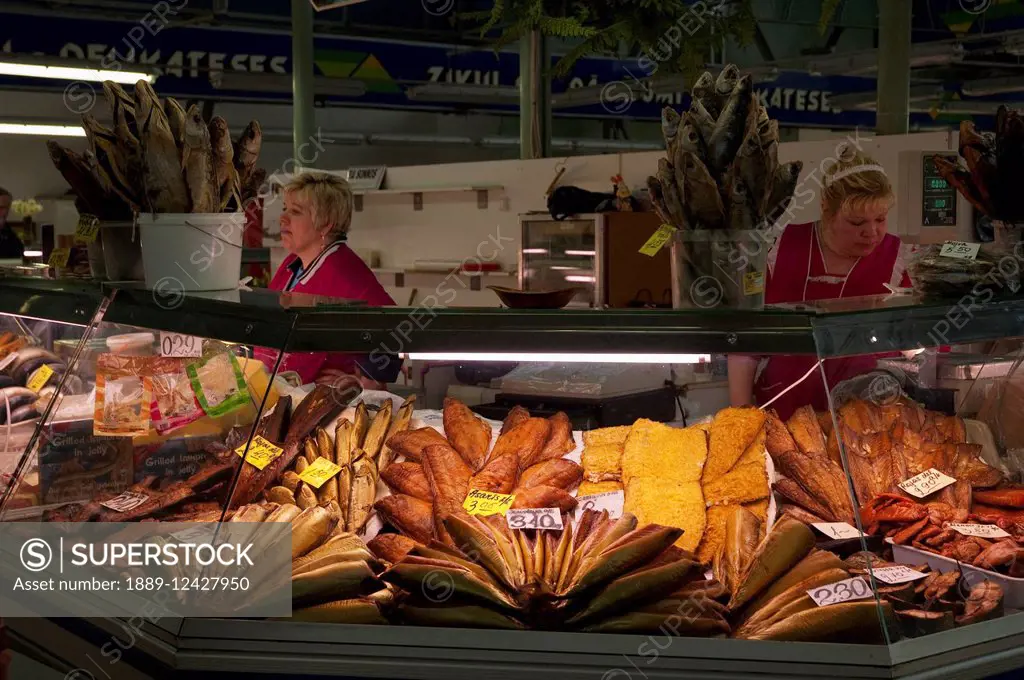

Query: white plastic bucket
[{"left": 138, "top": 212, "right": 245, "bottom": 291}]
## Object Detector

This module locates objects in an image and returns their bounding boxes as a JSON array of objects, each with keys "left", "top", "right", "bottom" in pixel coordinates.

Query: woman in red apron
[{"left": 729, "top": 147, "right": 912, "bottom": 420}]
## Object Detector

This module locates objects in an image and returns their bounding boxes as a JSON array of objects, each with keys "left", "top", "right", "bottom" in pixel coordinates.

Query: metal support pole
[
  {"left": 292, "top": 0, "right": 316, "bottom": 166},
  {"left": 876, "top": 0, "right": 911, "bottom": 135},
  {"left": 520, "top": 29, "right": 551, "bottom": 159}
]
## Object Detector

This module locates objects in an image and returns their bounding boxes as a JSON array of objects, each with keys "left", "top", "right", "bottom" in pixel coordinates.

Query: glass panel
[
  {"left": 0, "top": 310, "right": 89, "bottom": 519},
  {"left": 1, "top": 319, "right": 284, "bottom": 524},
  {"left": 812, "top": 316, "right": 1024, "bottom": 649}
]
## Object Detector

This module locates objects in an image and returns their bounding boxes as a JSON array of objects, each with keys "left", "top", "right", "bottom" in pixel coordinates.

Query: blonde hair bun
[
  {"left": 283, "top": 171, "right": 354, "bottom": 240},
  {"left": 821, "top": 145, "right": 894, "bottom": 220}
]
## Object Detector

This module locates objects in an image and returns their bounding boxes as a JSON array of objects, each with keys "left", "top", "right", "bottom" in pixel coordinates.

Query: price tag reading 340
[
  {"left": 160, "top": 332, "right": 202, "bottom": 358},
  {"left": 506, "top": 508, "right": 564, "bottom": 531},
  {"left": 899, "top": 468, "right": 957, "bottom": 499},
  {"left": 807, "top": 576, "right": 873, "bottom": 607},
  {"left": 236, "top": 435, "right": 284, "bottom": 471},
  {"left": 940, "top": 241, "right": 981, "bottom": 261},
  {"left": 463, "top": 489, "right": 515, "bottom": 516}
]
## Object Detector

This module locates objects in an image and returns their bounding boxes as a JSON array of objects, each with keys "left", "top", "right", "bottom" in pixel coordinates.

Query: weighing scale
[{"left": 897, "top": 150, "right": 975, "bottom": 244}]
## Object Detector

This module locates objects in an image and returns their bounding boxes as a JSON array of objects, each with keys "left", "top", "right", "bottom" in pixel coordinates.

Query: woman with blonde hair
[
  {"left": 268, "top": 171, "right": 398, "bottom": 386},
  {"left": 729, "top": 146, "right": 912, "bottom": 418}
]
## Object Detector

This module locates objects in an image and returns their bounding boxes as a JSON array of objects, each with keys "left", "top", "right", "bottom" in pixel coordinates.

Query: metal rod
[
  {"left": 519, "top": 29, "right": 551, "bottom": 159},
  {"left": 876, "top": 0, "right": 912, "bottom": 135},
  {"left": 291, "top": 0, "right": 316, "bottom": 166}
]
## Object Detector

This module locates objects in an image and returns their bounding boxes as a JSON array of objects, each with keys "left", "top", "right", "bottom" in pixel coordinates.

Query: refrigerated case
[{"left": 3, "top": 279, "right": 1024, "bottom": 678}]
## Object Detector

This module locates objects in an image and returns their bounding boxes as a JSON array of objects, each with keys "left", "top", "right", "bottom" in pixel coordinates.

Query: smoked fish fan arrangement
[
  {"left": 375, "top": 399, "right": 582, "bottom": 546},
  {"left": 934, "top": 112, "right": 1024, "bottom": 223},
  {"left": 370, "top": 509, "right": 730, "bottom": 634},
  {"left": 47, "top": 80, "right": 264, "bottom": 217}
]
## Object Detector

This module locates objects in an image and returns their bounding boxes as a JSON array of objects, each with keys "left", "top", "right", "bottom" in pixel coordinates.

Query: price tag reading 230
[
  {"left": 807, "top": 576, "right": 873, "bottom": 607},
  {"left": 506, "top": 508, "right": 563, "bottom": 531}
]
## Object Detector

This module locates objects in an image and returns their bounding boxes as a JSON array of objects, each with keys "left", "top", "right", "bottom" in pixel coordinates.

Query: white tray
[{"left": 888, "top": 538, "right": 1024, "bottom": 608}]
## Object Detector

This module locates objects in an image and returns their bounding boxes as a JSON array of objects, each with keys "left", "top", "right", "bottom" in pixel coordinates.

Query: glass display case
[{"left": 3, "top": 278, "right": 1024, "bottom": 679}]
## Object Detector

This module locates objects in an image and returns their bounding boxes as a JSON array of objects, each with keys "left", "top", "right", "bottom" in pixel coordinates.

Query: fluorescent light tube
[
  {"left": 23, "top": 250, "right": 43, "bottom": 257},
  {"left": 522, "top": 248, "right": 549, "bottom": 254},
  {"left": 0, "top": 124, "right": 85, "bottom": 137},
  {"left": 564, "top": 250, "right": 596, "bottom": 256},
  {"left": 564, "top": 275, "right": 595, "bottom": 283},
  {"left": 406, "top": 352, "right": 711, "bottom": 364},
  {"left": 0, "top": 62, "right": 151, "bottom": 84}
]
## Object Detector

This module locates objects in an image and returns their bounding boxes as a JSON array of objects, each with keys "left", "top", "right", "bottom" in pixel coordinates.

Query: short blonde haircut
[
  {"left": 821, "top": 146, "right": 894, "bottom": 222},
  {"left": 283, "top": 172, "right": 353, "bottom": 240}
]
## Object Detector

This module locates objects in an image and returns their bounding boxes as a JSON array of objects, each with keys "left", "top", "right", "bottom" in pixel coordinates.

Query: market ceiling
[{"left": 1, "top": 0, "right": 1024, "bottom": 127}]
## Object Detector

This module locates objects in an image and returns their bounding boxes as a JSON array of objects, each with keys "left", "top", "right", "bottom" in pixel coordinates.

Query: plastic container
[
  {"left": 889, "top": 539, "right": 1024, "bottom": 608},
  {"left": 669, "top": 229, "right": 768, "bottom": 310},
  {"left": 138, "top": 212, "right": 244, "bottom": 291},
  {"left": 100, "top": 221, "right": 144, "bottom": 281},
  {"left": 106, "top": 332, "right": 156, "bottom": 355}
]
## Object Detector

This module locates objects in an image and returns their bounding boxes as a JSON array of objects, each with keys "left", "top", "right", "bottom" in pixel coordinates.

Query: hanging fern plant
[{"left": 464, "top": 0, "right": 757, "bottom": 80}]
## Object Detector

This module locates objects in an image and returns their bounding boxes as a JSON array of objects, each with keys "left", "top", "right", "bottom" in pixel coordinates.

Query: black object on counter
[{"left": 474, "top": 386, "right": 677, "bottom": 430}]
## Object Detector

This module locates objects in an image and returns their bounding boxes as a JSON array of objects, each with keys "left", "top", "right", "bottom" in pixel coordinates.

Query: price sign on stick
[
  {"left": 639, "top": 224, "right": 677, "bottom": 256},
  {"left": 506, "top": 508, "right": 563, "bottom": 531},
  {"left": 939, "top": 241, "right": 980, "bottom": 261},
  {"left": 898, "top": 468, "right": 957, "bottom": 498},
  {"left": 463, "top": 489, "right": 515, "bottom": 516},
  {"left": 48, "top": 248, "right": 70, "bottom": 269},
  {"left": 871, "top": 565, "right": 928, "bottom": 585},
  {"left": 807, "top": 576, "right": 873, "bottom": 607},
  {"left": 948, "top": 523, "right": 1011, "bottom": 539},
  {"left": 812, "top": 522, "right": 865, "bottom": 541},
  {"left": 573, "top": 490, "right": 624, "bottom": 524},
  {"left": 74, "top": 214, "right": 100, "bottom": 243},
  {"left": 101, "top": 491, "right": 149, "bottom": 513},
  {"left": 235, "top": 436, "right": 284, "bottom": 470},
  {"left": 299, "top": 458, "right": 343, "bottom": 489}
]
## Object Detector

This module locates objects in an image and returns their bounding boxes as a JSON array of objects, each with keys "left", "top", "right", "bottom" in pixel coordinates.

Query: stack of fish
[
  {"left": 374, "top": 399, "right": 582, "bottom": 546},
  {"left": 0, "top": 341, "right": 80, "bottom": 426},
  {"left": 231, "top": 500, "right": 392, "bottom": 623},
  {"left": 935, "top": 113, "right": 1024, "bottom": 223},
  {"left": 646, "top": 65, "right": 803, "bottom": 304},
  {"left": 264, "top": 396, "right": 416, "bottom": 534},
  {"left": 370, "top": 509, "right": 728, "bottom": 634},
  {"left": 727, "top": 515, "right": 892, "bottom": 642},
  {"left": 47, "top": 80, "right": 264, "bottom": 217}
]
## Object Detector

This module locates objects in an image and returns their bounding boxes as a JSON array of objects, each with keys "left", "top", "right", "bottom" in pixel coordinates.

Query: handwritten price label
[
  {"left": 807, "top": 576, "right": 873, "bottom": 607},
  {"left": 506, "top": 508, "right": 563, "bottom": 531},
  {"left": 812, "top": 522, "right": 865, "bottom": 541},
  {"left": 463, "top": 489, "right": 515, "bottom": 516},
  {"left": 573, "top": 490, "right": 624, "bottom": 523},
  {"left": 100, "top": 491, "right": 149, "bottom": 513},
  {"left": 235, "top": 435, "right": 284, "bottom": 471},
  {"left": 940, "top": 241, "right": 980, "bottom": 261},
  {"left": 171, "top": 524, "right": 218, "bottom": 545},
  {"left": 743, "top": 271, "right": 765, "bottom": 296},
  {"left": 26, "top": 364, "right": 54, "bottom": 393},
  {"left": 948, "top": 523, "right": 1011, "bottom": 539},
  {"left": 898, "top": 468, "right": 957, "bottom": 499},
  {"left": 639, "top": 224, "right": 677, "bottom": 257},
  {"left": 160, "top": 332, "right": 202, "bottom": 358},
  {"left": 299, "top": 457, "right": 342, "bottom": 489},
  {"left": 48, "top": 248, "right": 70, "bottom": 269},
  {"left": 74, "top": 214, "right": 100, "bottom": 244},
  {"left": 871, "top": 565, "right": 928, "bottom": 585}
]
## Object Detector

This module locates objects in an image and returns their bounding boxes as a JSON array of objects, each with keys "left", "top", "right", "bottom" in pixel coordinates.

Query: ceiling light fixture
[
  {"left": 0, "top": 123, "right": 85, "bottom": 137},
  {"left": 0, "top": 56, "right": 152, "bottom": 85}
]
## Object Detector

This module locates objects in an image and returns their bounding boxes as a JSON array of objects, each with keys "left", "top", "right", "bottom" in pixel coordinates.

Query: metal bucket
[{"left": 669, "top": 229, "right": 771, "bottom": 310}]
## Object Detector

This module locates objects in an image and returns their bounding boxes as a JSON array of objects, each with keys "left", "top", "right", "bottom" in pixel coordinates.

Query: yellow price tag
[
  {"left": 639, "top": 224, "right": 677, "bottom": 257},
  {"left": 48, "top": 248, "right": 70, "bottom": 268},
  {"left": 743, "top": 271, "right": 765, "bottom": 296},
  {"left": 26, "top": 364, "right": 54, "bottom": 393},
  {"left": 463, "top": 489, "right": 515, "bottom": 516},
  {"left": 299, "top": 457, "right": 342, "bottom": 489},
  {"left": 75, "top": 214, "right": 100, "bottom": 244},
  {"left": 235, "top": 435, "right": 284, "bottom": 471}
]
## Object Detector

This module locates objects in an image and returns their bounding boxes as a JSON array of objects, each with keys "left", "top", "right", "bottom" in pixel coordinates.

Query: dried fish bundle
[
  {"left": 647, "top": 64, "right": 800, "bottom": 309},
  {"left": 935, "top": 112, "right": 1024, "bottom": 223},
  {"left": 908, "top": 241, "right": 1020, "bottom": 298},
  {"left": 46, "top": 79, "right": 264, "bottom": 218}
]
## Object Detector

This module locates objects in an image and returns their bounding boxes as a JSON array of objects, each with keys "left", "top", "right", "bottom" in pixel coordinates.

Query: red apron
[{"left": 753, "top": 222, "right": 911, "bottom": 420}]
